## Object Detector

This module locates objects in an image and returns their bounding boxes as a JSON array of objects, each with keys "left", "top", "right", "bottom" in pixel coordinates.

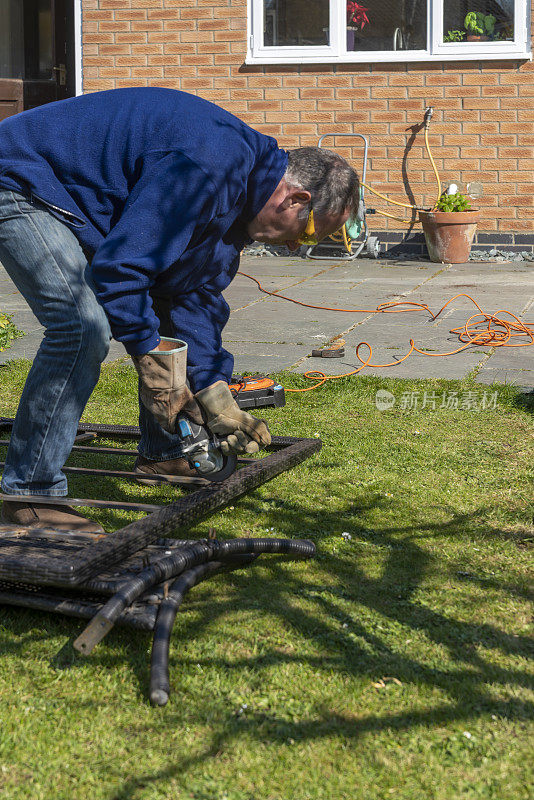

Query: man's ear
[{"left": 282, "top": 188, "right": 312, "bottom": 209}]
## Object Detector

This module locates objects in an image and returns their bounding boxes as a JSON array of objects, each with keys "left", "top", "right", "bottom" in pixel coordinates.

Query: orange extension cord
[{"left": 238, "top": 271, "right": 534, "bottom": 393}]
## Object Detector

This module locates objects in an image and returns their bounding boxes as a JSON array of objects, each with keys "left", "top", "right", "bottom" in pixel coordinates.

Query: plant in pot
[
  {"left": 464, "top": 11, "right": 496, "bottom": 41},
  {"left": 419, "top": 191, "right": 481, "bottom": 264},
  {"left": 443, "top": 29, "right": 466, "bottom": 42},
  {"left": 346, "top": 2, "right": 370, "bottom": 50}
]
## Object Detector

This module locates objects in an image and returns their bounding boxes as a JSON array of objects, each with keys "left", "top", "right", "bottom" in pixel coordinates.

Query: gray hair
[{"left": 284, "top": 147, "right": 359, "bottom": 218}]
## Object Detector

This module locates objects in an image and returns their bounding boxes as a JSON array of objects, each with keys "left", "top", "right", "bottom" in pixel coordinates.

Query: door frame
[{"left": 74, "top": 0, "right": 82, "bottom": 95}]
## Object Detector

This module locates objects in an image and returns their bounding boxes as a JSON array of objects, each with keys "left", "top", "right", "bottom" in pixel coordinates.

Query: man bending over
[{"left": 0, "top": 88, "right": 358, "bottom": 531}]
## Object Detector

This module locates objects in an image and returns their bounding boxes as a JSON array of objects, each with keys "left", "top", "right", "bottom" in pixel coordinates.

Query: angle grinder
[{"left": 175, "top": 414, "right": 237, "bottom": 482}]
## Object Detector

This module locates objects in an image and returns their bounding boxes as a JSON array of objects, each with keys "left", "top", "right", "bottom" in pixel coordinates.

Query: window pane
[
  {"left": 264, "top": 0, "right": 330, "bottom": 46},
  {"left": 346, "top": 0, "right": 427, "bottom": 52},
  {"left": 24, "top": 0, "right": 53, "bottom": 79},
  {"left": 0, "top": 0, "right": 24, "bottom": 78},
  {"left": 443, "top": 0, "right": 514, "bottom": 43}
]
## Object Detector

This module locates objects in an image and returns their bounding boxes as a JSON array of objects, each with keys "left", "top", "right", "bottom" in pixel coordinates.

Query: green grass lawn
[
  {"left": 0, "top": 312, "right": 23, "bottom": 352},
  {"left": 0, "top": 360, "right": 533, "bottom": 800}
]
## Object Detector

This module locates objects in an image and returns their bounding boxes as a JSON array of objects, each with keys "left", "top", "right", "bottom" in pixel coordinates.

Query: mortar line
[
  {"left": 289, "top": 263, "right": 453, "bottom": 371},
  {"left": 468, "top": 292, "right": 534, "bottom": 381},
  {"left": 229, "top": 261, "right": 349, "bottom": 314}
]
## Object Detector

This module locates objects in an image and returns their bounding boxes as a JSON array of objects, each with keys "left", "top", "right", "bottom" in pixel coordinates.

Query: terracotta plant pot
[
  {"left": 418, "top": 209, "right": 481, "bottom": 263},
  {"left": 466, "top": 34, "right": 489, "bottom": 41}
]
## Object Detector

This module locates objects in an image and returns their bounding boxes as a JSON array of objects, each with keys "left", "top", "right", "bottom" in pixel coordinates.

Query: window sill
[{"left": 246, "top": 49, "right": 532, "bottom": 65}]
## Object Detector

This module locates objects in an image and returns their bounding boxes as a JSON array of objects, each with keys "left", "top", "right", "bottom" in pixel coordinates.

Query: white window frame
[
  {"left": 75, "top": 0, "right": 83, "bottom": 95},
  {"left": 247, "top": 0, "right": 531, "bottom": 63}
]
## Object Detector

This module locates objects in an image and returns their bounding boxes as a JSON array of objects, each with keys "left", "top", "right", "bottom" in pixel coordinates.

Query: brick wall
[{"left": 82, "top": 0, "right": 534, "bottom": 247}]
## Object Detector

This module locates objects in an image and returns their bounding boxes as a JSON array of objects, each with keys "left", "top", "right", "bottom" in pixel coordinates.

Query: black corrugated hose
[
  {"left": 149, "top": 560, "right": 238, "bottom": 706},
  {"left": 73, "top": 538, "right": 315, "bottom": 655}
]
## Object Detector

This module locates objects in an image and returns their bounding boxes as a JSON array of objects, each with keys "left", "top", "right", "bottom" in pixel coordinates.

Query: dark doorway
[{"left": 0, "top": 0, "right": 75, "bottom": 120}]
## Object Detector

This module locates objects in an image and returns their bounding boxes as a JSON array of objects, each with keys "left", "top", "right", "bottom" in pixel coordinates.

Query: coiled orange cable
[{"left": 237, "top": 271, "right": 534, "bottom": 393}]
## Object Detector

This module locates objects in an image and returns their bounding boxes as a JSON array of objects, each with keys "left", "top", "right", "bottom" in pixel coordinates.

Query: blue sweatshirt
[{"left": 0, "top": 88, "right": 288, "bottom": 390}]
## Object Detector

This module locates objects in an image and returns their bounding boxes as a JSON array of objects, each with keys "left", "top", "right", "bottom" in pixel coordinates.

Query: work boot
[
  {"left": 0, "top": 500, "right": 105, "bottom": 533},
  {"left": 134, "top": 454, "right": 198, "bottom": 484}
]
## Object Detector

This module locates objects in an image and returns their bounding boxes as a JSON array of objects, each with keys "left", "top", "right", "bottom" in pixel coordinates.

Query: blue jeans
[{"left": 0, "top": 190, "right": 183, "bottom": 497}]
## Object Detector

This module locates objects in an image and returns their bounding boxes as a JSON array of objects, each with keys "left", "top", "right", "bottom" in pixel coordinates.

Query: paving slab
[{"left": 1, "top": 253, "right": 532, "bottom": 388}]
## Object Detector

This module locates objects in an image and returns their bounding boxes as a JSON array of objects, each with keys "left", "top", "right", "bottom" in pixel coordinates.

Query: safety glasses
[{"left": 296, "top": 207, "right": 319, "bottom": 247}]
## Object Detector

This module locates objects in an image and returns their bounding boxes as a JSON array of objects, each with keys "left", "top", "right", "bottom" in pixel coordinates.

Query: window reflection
[
  {"left": 0, "top": 0, "right": 53, "bottom": 80},
  {"left": 264, "top": 0, "right": 330, "bottom": 46},
  {"left": 443, "top": 0, "right": 514, "bottom": 42},
  {"left": 346, "top": 0, "right": 428, "bottom": 52}
]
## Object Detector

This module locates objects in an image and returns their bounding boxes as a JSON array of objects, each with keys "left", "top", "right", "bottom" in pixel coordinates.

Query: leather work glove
[
  {"left": 131, "top": 338, "right": 203, "bottom": 433},
  {"left": 194, "top": 380, "right": 271, "bottom": 454}
]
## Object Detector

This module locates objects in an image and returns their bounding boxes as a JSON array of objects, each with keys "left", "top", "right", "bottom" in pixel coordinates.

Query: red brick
[
  {"left": 462, "top": 73, "right": 498, "bottom": 85},
  {"left": 131, "top": 44, "right": 163, "bottom": 55},
  {"left": 84, "top": 32, "right": 115, "bottom": 44},
  {"left": 462, "top": 122, "right": 500, "bottom": 134},
  {"left": 99, "top": 67, "right": 131, "bottom": 80},
  {"left": 264, "top": 88, "right": 299, "bottom": 99},
  {"left": 388, "top": 99, "right": 426, "bottom": 110},
  {"left": 180, "top": 7, "right": 213, "bottom": 19},
  {"left": 99, "top": 0, "right": 131, "bottom": 7},
  {"left": 99, "top": 44, "right": 132, "bottom": 56},
  {"left": 480, "top": 110, "right": 516, "bottom": 121},
  {"left": 502, "top": 97, "right": 534, "bottom": 109},
  {"left": 147, "top": 32, "right": 179, "bottom": 44},
  {"left": 179, "top": 54, "right": 214, "bottom": 66},
  {"left": 83, "top": 78, "right": 116, "bottom": 91},
  {"left": 115, "top": 55, "right": 147, "bottom": 67},
  {"left": 259, "top": 125, "right": 283, "bottom": 136},
  {"left": 372, "top": 86, "right": 407, "bottom": 99},
  {"left": 484, "top": 134, "right": 516, "bottom": 145},
  {"left": 147, "top": 78, "right": 178, "bottom": 88},
  {"left": 147, "top": 8, "right": 180, "bottom": 19},
  {"left": 248, "top": 100, "right": 281, "bottom": 112},
  {"left": 84, "top": 10, "right": 115, "bottom": 21},
  {"left": 300, "top": 111, "right": 334, "bottom": 123},
  {"left": 444, "top": 86, "right": 480, "bottom": 97},
  {"left": 128, "top": 0, "right": 163, "bottom": 7},
  {"left": 500, "top": 147, "right": 534, "bottom": 158},
  {"left": 163, "top": 66, "right": 197, "bottom": 77},
  {"left": 180, "top": 31, "right": 215, "bottom": 43},
  {"left": 147, "top": 55, "right": 169, "bottom": 66},
  {"left": 282, "top": 75, "right": 316, "bottom": 88},
  {"left": 132, "top": 20, "right": 167, "bottom": 31},
  {"left": 115, "top": 32, "right": 147, "bottom": 44},
  {"left": 198, "top": 20, "right": 230, "bottom": 30},
  {"left": 462, "top": 98, "right": 499, "bottom": 109},
  {"left": 482, "top": 85, "right": 518, "bottom": 97},
  {"left": 114, "top": 79, "right": 148, "bottom": 88},
  {"left": 300, "top": 87, "right": 334, "bottom": 100},
  {"left": 116, "top": 10, "right": 147, "bottom": 20},
  {"left": 99, "top": 22, "right": 131, "bottom": 32},
  {"left": 84, "top": 56, "right": 114, "bottom": 68},
  {"left": 180, "top": 77, "right": 214, "bottom": 90},
  {"left": 198, "top": 90, "right": 231, "bottom": 102},
  {"left": 284, "top": 124, "right": 318, "bottom": 135},
  {"left": 500, "top": 123, "right": 534, "bottom": 133},
  {"left": 425, "top": 74, "right": 461, "bottom": 85}
]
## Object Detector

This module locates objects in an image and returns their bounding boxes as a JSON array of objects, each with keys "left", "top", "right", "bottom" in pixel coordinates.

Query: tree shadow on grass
[
  {"left": 1, "top": 490, "right": 532, "bottom": 798},
  {"left": 106, "top": 499, "right": 533, "bottom": 799},
  {"left": 98, "top": 495, "right": 533, "bottom": 797},
  {"left": 512, "top": 388, "right": 534, "bottom": 415}
]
